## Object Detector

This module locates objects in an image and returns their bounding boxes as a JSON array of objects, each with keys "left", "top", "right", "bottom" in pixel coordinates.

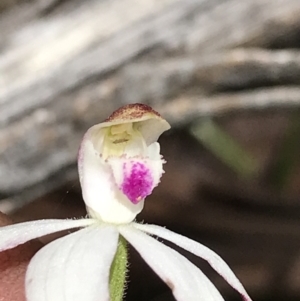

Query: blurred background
[{"left": 2, "top": 0, "right": 300, "bottom": 300}]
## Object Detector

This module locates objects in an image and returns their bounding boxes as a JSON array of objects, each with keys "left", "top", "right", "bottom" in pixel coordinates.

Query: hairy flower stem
[{"left": 109, "top": 235, "right": 128, "bottom": 301}]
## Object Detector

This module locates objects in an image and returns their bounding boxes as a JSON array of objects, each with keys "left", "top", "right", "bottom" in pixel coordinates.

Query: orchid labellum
[{"left": 0, "top": 104, "right": 252, "bottom": 301}]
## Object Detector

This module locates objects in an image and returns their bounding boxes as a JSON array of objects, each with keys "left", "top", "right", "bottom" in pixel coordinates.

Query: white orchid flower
[{"left": 0, "top": 104, "right": 252, "bottom": 301}]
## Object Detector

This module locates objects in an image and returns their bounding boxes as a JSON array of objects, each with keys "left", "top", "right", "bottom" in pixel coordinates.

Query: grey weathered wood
[
  {"left": 119, "top": 48, "right": 300, "bottom": 105},
  {"left": 158, "top": 86, "right": 300, "bottom": 125},
  {"left": 2, "top": 0, "right": 300, "bottom": 209},
  {"left": 2, "top": 0, "right": 300, "bottom": 125}
]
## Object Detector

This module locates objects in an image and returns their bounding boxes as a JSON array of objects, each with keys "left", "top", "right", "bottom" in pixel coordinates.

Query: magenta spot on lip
[{"left": 121, "top": 161, "right": 153, "bottom": 204}]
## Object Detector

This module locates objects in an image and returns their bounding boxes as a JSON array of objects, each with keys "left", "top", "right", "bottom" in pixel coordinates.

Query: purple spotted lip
[{"left": 121, "top": 161, "right": 153, "bottom": 204}]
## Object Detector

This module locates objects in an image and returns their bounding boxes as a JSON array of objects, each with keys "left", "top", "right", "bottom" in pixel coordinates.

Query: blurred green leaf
[
  {"left": 190, "top": 119, "right": 259, "bottom": 178},
  {"left": 269, "top": 114, "right": 300, "bottom": 191}
]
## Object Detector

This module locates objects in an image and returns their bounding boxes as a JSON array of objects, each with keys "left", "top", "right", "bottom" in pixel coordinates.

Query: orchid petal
[
  {"left": 119, "top": 225, "right": 224, "bottom": 301},
  {"left": 79, "top": 136, "right": 144, "bottom": 224},
  {"left": 0, "top": 218, "right": 95, "bottom": 252},
  {"left": 26, "top": 225, "right": 119, "bottom": 301},
  {"left": 134, "top": 223, "right": 252, "bottom": 301}
]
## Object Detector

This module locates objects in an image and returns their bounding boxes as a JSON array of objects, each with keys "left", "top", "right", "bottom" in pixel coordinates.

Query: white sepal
[
  {"left": 26, "top": 225, "right": 119, "bottom": 301},
  {"left": 134, "top": 223, "right": 252, "bottom": 301},
  {"left": 119, "top": 225, "right": 224, "bottom": 301},
  {"left": 0, "top": 218, "right": 95, "bottom": 252},
  {"left": 85, "top": 103, "right": 170, "bottom": 147}
]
